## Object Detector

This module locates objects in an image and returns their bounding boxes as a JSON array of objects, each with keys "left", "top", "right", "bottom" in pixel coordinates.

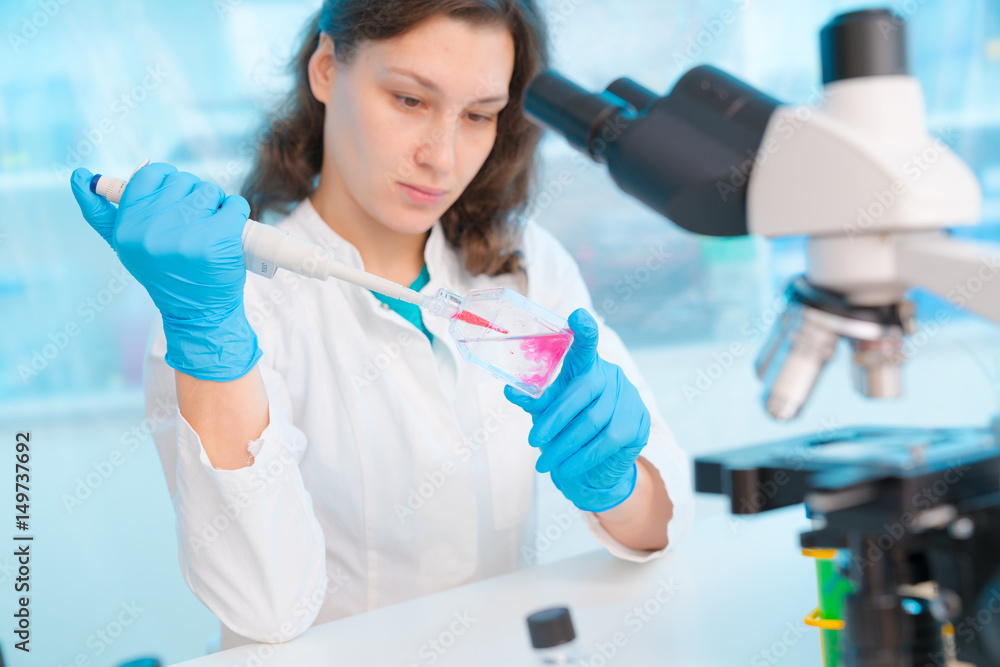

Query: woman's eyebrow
[{"left": 384, "top": 66, "right": 509, "bottom": 104}]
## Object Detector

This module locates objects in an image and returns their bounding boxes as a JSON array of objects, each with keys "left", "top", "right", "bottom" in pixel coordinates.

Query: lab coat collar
[{"left": 284, "top": 197, "right": 461, "bottom": 292}]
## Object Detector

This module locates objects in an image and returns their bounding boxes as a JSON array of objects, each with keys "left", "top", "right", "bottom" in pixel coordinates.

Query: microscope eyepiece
[
  {"left": 821, "top": 8, "right": 909, "bottom": 83},
  {"left": 524, "top": 67, "right": 780, "bottom": 237},
  {"left": 523, "top": 71, "right": 635, "bottom": 162}
]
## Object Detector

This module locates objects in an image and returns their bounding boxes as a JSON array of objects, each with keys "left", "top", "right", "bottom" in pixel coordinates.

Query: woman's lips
[{"left": 399, "top": 182, "right": 448, "bottom": 206}]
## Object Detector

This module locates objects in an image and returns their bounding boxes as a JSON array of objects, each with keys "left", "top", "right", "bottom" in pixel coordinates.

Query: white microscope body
[
  {"left": 526, "top": 7, "right": 997, "bottom": 421},
  {"left": 749, "top": 70, "right": 994, "bottom": 419}
]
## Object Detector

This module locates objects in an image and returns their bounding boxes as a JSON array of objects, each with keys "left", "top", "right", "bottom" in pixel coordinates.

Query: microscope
[{"left": 525, "top": 8, "right": 1000, "bottom": 667}]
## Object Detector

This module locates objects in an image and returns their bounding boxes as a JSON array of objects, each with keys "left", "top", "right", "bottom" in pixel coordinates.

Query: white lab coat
[{"left": 144, "top": 198, "right": 694, "bottom": 649}]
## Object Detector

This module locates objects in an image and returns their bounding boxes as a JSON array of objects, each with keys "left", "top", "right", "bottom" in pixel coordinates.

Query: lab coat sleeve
[
  {"left": 523, "top": 223, "right": 695, "bottom": 562},
  {"left": 144, "top": 315, "right": 328, "bottom": 644}
]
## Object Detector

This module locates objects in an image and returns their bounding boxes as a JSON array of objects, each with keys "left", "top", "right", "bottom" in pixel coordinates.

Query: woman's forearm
[
  {"left": 175, "top": 364, "right": 270, "bottom": 470},
  {"left": 596, "top": 456, "right": 673, "bottom": 551}
]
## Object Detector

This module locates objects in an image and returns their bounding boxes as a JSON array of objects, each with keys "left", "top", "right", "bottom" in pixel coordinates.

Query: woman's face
[{"left": 310, "top": 14, "right": 515, "bottom": 236}]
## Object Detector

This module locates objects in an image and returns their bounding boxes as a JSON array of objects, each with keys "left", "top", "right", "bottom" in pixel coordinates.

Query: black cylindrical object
[
  {"left": 526, "top": 606, "right": 576, "bottom": 649},
  {"left": 602, "top": 65, "right": 781, "bottom": 237},
  {"left": 523, "top": 72, "right": 634, "bottom": 159},
  {"left": 606, "top": 77, "right": 659, "bottom": 114},
  {"left": 821, "top": 8, "right": 909, "bottom": 84},
  {"left": 524, "top": 66, "right": 781, "bottom": 237}
]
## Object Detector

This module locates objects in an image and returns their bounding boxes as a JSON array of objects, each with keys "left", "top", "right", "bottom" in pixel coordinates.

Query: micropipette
[
  {"left": 90, "top": 163, "right": 573, "bottom": 396},
  {"left": 90, "top": 163, "right": 464, "bottom": 320}
]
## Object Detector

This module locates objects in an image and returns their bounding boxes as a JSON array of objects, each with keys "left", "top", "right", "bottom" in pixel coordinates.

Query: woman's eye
[
  {"left": 396, "top": 95, "right": 422, "bottom": 109},
  {"left": 467, "top": 113, "right": 495, "bottom": 124}
]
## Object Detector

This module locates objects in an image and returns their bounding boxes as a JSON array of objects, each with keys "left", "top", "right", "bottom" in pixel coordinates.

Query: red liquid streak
[
  {"left": 517, "top": 331, "right": 574, "bottom": 389},
  {"left": 454, "top": 310, "right": 509, "bottom": 334}
]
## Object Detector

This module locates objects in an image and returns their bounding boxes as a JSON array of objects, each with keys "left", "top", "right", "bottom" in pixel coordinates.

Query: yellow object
[
  {"left": 802, "top": 548, "right": 837, "bottom": 559},
  {"left": 805, "top": 607, "right": 845, "bottom": 631}
]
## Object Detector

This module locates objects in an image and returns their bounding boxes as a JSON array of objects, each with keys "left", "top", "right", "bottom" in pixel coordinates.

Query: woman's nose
[{"left": 414, "top": 119, "right": 457, "bottom": 173}]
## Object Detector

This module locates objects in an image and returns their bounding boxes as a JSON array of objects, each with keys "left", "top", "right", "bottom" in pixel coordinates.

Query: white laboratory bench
[{"left": 172, "top": 506, "right": 823, "bottom": 666}]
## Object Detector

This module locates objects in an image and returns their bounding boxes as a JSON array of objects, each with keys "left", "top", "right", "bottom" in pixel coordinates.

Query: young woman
[{"left": 70, "top": 0, "right": 692, "bottom": 650}]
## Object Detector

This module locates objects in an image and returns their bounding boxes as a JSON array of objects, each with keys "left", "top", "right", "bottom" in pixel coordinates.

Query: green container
[{"left": 804, "top": 549, "right": 854, "bottom": 667}]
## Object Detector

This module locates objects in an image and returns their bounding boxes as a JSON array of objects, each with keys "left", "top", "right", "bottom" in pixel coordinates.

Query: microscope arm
[{"left": 896, "top": 235, "right": 1000, "bottom": 325}]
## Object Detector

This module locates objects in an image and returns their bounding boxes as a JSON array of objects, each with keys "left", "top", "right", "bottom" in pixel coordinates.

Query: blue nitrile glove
[
  {"left": 503, "top": 309, "right": 651, "bottom": 512},
  {"left": 70, "top": 163, "right": 262, "bottom": 381}
]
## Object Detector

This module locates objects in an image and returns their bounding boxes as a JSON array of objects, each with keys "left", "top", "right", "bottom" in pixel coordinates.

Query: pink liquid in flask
[
  {"left": 516, "top": 330, "right": 574, "bottom": 390},
  {"left": 443, "top": 286, "right": 573, "bottom": 397}
]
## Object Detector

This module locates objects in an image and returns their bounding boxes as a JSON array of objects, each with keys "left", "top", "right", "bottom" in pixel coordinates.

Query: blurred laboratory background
[{"left": 0, "top": 0, "right": 997, "bottom": 664}]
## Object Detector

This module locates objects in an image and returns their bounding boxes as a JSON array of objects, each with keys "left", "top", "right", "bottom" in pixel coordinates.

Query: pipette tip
[{"left": 454, "top": 310, "right": 509, "bottom": 334}]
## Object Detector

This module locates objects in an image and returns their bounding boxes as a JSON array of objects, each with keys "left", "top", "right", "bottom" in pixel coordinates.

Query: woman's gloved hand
[
  {"left": 70, "top": 162, "right": 262, "bottom": 381},
  {"left": 504, "top": 309, "right": 651, "bottom": 512}
]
